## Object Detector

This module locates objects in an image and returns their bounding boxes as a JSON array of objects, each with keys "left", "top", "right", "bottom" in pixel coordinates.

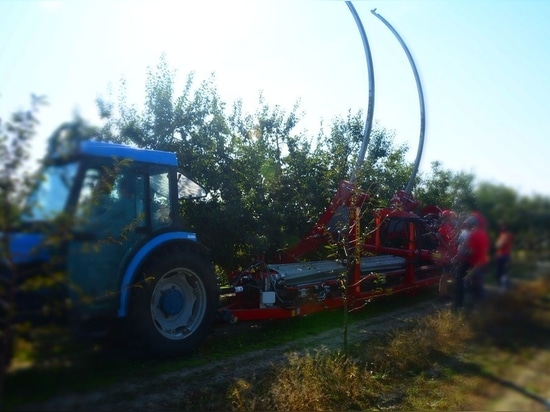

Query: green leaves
[
  {"left": 0, "top": 94, "right": 48, "bottom": 402},
  {"left": 93, "top": 55, "right": 548, "bottom": 272}
]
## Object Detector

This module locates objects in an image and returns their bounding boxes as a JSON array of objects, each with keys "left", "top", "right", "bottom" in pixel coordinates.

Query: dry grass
[
  {"left": 11, "top": 272, "right": 548, "bottom": 410},
  {"left": 371, "top": 309, "right": 473, "bottom": 374},
  {"left": 224, "top": 310, "right": 475, "bottom": 411},
  {"left": 229, "top": 350, "right": 384, "bottom": 411},
  {"left": 222, "top": 272, "right": 550, "bottom": 411},
  {"left": 469, "top": 273, "right": 550, "bottom": 349}
]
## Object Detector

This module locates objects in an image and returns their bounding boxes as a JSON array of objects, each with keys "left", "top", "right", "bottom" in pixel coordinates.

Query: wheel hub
[{"left": 159, "top": 287, "right": 184, "bottom": 317}]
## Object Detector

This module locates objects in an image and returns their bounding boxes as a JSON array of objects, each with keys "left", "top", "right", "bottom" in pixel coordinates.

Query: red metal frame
[
  {"left": 219, "top": 181, "right": 447, "bottom": 322},
  {"left": 276, "top": 180, "right": 368, "bottom": 263}
]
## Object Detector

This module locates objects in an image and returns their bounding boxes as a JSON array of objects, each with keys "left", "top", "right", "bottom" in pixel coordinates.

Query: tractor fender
[{"left": 117, "top": 231, "right": 209, "bottom": 318}]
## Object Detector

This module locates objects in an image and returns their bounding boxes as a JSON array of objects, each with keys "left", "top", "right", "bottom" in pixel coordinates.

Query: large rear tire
[{"left": 130, "top": 246, "right": 218, "bottom": 357}]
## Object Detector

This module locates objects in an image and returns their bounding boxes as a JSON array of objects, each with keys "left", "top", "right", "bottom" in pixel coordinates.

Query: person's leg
[
  {"left": 454, "top": 262, "right": 468, "bottom": 309},
  {"left": 500, "top": 255, "right": 510, "bottom": 290},
  {"left": 471, "top": 274, "right": 482, "bottom": 304},
  {"left": 496, "top": 256, "right": 505, "bottom": 287},
  {"left": 468, "top": 264, "right": 487, "bottom": 304},
  {"left": 439, "top": 266, "right": 451, "bottom": 297}
]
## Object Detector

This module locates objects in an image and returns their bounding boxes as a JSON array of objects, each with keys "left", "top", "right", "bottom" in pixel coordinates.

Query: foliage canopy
[{"left": 93, "top": 55, "right": 549, "bottom": 270}]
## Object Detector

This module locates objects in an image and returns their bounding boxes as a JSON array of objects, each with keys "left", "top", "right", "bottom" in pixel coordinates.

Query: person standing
[
  {"left": 495, "top": 222, "right": 513, "bottom": 290},
  {"left": 437, "top": 210, "right": 457, "bottom": 298},
  {"left": 463, "top": 211, "right": 490, "bottom": 306},
  {"left": 453, "top": 216, "right": 474, "bottom": 309},
  {"left": 453, "top": 212, "right": 490, "bottom": 309}
]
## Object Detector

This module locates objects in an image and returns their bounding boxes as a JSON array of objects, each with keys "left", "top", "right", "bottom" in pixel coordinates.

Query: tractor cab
[
  {"left": 23, "top": 141, "right": 206, "bottom": 232},
  {"left": 13, "top": 141, "right": 207, "bottom": 321}
]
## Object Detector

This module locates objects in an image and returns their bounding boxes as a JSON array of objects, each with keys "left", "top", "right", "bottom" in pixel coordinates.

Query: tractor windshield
[{"left": 22, "top": 161, "right": 79, "bottom": 222}]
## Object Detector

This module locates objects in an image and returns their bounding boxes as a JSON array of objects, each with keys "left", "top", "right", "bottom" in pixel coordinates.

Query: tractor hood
[{"left": 1, "top": 232, "right": 49, "bottom": 265}]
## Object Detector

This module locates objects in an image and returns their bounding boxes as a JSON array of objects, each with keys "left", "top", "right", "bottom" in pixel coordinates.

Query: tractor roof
[
  {"left": 78, "top": 141, "right": 178, "bottom": 166},
  {"left": 49, "top": 140, "right": 178, "bottom": 166}
]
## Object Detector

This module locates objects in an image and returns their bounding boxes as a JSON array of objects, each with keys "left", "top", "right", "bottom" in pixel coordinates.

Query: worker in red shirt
[
  {"left": 464, "top": 212, "right": 490, "bottom": 302},
  {"left": 453, "top": 211, "right": 490, "bottom": 309}
]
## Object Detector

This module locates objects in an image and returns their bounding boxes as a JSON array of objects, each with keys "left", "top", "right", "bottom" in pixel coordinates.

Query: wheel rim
[{"left": 150, "top": 267, "right": 207, "bottom": 340}]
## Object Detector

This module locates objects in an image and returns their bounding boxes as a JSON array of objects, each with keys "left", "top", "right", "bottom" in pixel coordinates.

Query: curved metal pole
[
  {"left": 346, "top": 1, "right": 375, "bottom": 184},
  {"left": 371, "top": 8, "right": 425, "bottom": 194}
]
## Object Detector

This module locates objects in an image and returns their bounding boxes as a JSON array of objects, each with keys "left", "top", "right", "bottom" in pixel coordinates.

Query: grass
[
  {"left": 4, "top": 270, "right": 550, "bottom": 410},
  {"left": 199, "top": 271, "right": 550, "bottom": 411},
  {"left": 193, "top": 311, "right": 476, "bottom": 411},
  {"left": 2, "top": 289, "right": 434, "bottom": 410}
]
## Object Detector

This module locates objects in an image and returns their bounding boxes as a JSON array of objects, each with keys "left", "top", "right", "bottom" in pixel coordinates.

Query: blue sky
[{"left": 1, "top": 0, "right": 549, "bottom": 197}]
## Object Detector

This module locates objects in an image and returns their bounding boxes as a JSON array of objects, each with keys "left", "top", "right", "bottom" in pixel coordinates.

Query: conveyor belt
[{"left": 267, "top": 255, "right": 406, "bottom": 286}]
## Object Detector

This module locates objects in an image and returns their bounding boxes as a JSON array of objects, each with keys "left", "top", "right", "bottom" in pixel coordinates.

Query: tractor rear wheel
[{"left": 130, "top": 247, "right": 218, "bottom": 357}]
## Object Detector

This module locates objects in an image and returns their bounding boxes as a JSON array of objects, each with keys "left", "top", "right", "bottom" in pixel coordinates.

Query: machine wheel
[{"left": 130, "top": 246, "right": 218, "bottom": 357}]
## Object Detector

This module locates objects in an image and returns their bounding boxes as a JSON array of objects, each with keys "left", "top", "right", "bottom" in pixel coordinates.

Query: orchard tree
[
  {"left": 46, "top": 115, "right": 101, "bottom": 158},
  {"left": 96, "top": 56, "right": 311, "bottom": 269},
  {"left": 415, "top": 162, "right": 477, "bottom": 215},
  {"left": 414, "top": 161, "right": 455, "bottom": 210},
  {"left": 0, "top": 99, "right": 95, "bottom": 407},
  {"left": 476, "top": 182, "right": 519, "bottom": 230},
  {"left": 360, "top": 127, "right": 414, "bottom": 202},
  {"left": 99, "top": 54, "right": 526, "bottom": 272},
  {"left": 313, "top": 112, "right": 414, "bottom": 205},
  {"left": 0, "top": 94, "right": 46, "bottom": 407},
  {"left": 513, "top": 194, "right": 550, "bottom": 258}
]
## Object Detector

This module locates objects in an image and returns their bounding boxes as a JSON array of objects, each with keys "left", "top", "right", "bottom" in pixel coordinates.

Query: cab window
[{"left": 150, "top": 168, "right": 172, "bottom": 231}]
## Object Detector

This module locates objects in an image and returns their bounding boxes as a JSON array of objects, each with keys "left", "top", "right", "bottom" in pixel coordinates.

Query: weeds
[
  {"left": 225, "top": 272, "right": 550, "bottom": 411},
  {"left": 229, "top": 350, "right": 384, "bottom": 411},
  {"left": 370, "top": 309, "right": 473, "bottom": 375},
  {"left": 469, "top": 273, "right": 550, "bottom": 349},
  {"left": 6, "top": 273, "right": 550, "bottom": 410},
  {"left": 224, "top": 310, "right": 474, "bottom": 411}
]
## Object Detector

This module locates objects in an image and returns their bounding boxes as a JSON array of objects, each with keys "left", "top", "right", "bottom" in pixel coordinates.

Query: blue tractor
[{"left": 3, "top": 140, "right": 219, "bottom": 357}]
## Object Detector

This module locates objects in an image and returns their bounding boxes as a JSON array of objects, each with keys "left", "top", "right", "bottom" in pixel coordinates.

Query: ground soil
[
  {"left": 14, "top": 292, "right": 550, "bottom": 411},
  {"left": 15, "top": 298, "right": 446, "bottom": 411},
  {"left": 484, "top": 349, "right": 550, "bottom": 411}
]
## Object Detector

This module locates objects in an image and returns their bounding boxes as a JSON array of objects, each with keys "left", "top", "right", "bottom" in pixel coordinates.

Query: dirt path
[
  {"left": 15, "top": 291, "right": 550, "bottom": 411},
  {"left": 484, "top": 348, "right": 550, "bottom": 411},
  {"left": 17, "top": 299, "right": 446, "bottom": 411}
]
